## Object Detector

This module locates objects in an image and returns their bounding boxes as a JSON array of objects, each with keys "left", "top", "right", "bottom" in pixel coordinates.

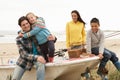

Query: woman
[{"left": 66, "top": 10, "right": 86, "bottom": 50}]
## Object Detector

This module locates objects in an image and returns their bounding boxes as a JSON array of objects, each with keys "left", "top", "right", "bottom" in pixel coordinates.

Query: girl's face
[
  {"left": 91, "top": 23, "right": 99, "bottom": 32},
  {"left": 27, "top": 14, "right": 37, "bottom": 24},
  {"left": 71, "top": 13, "right": 78, "bottom": 23}
]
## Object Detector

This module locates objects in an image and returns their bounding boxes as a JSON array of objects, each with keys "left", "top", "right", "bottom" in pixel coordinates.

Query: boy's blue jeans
[
  {"left": 91, "top": 47, "right": 119, "bottom": 72},
  {"left": 12, "top": 62, "right": 45, "bottom": 80}
]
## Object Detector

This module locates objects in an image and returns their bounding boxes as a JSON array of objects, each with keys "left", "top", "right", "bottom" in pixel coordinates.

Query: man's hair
[
  {"left": 18, "top": 16, "right": 29, "bottom": 26},
  {"left": 90, "top": 17, "right": 100, "bottom": 25}
]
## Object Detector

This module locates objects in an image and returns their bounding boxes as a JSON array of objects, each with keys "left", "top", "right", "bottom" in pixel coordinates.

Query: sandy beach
[
  {"left": 0, "top": 38, "right": 120, "bottom": 65},
  {"left": 0, "top": 39, "right": 120, "bottom": 80},
  {"left": 0, "top": 39, "right": 120, "bottom": 65},
  {"left": 0, "top": 39, "right": 120, "bottom": 57}
]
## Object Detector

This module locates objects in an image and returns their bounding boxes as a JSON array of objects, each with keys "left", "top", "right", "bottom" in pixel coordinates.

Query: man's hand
[
  {"left": 98, "top": 53, "right": 103, "bottom": 59},
  {"left": 37, "top": 56, "right": 46, "bottom": 64},
  {"left": 19, "top": 32, "right": 23, "bottom": 37}
]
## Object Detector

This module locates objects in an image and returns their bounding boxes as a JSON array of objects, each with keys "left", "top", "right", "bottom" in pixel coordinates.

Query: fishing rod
[
  {"left": 54, "top": 49, "right": 67, "bottom": 57},
  {"left": 105, "top": 32, "right": 120, "bottom": 38}
]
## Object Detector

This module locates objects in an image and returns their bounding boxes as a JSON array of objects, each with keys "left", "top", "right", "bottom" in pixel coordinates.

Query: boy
[{"left": 86, "top": 18, "right": 120, "bottom": 80}]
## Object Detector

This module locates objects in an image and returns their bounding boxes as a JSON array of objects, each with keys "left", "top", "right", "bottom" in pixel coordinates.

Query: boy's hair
[
  {"left": 90, "top": 18, "right": 100, "bottom": 25},
  {"left": 18, "top": 16, "right": 29, "bottom": 26}
]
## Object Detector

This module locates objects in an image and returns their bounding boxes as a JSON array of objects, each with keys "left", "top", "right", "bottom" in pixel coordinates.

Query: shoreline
[{"left": 0, "top": 39, "right": 120, "bottom": 56}]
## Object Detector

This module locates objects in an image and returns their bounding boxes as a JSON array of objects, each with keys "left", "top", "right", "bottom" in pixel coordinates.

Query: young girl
[
  {"left": 86, "top": 18, "right": 120, "bottom": 80},
  {"left": 19, "top": 12, "right": 56, "bottom": 62},
  {"left": 66, "top": 10, "right": 86, "bottom": 50}
]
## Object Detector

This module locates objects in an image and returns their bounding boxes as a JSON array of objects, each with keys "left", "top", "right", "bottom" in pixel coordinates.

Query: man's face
[{"left": 20, "top": 20, "right": 31, "bottom": 32}]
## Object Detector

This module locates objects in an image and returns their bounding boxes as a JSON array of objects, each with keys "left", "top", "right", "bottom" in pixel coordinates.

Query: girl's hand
[
  {"left": 48, "top": 34, "right": 55, "bottom": 40},
  {"left": 19, "top": 32, "right": 23, "bottom": 37},
  {"left": 98, "top": 53, "right": 103, "bottom": 59}
]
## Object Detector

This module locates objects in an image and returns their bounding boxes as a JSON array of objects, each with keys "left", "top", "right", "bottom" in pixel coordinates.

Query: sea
[
  {"left": 0, "top": 30, "right": 120, "bottom": 43},
  {"left": 0, "top": 30, "right": 66, "bottom": 43}
]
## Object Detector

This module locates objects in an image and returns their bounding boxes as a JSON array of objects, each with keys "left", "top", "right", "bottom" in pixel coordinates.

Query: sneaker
[
  {"left": 97, "top": 70, "right": 108, "bottom": 80},
  {"left": 81, "top": 72, "right": 90, "bottom": 80},
  {"left": 81, "top": 67, "right": 90, "bottom": 80}
]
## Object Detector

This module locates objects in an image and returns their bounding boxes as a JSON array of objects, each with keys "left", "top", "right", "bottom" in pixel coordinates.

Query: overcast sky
[{"left": 0, "top": 0, "right": 120, "bottom": 32}]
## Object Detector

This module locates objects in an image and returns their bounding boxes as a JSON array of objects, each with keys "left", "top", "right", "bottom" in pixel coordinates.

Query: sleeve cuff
[
  {"left": 23, "top": 33, "right": 27, "bottom": 38},
  {"left": 33, "top": 55, "right": 38, "bottom": 61}
]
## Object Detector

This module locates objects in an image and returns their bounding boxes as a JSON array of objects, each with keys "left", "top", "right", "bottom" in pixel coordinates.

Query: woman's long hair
[{"left": 71, "top": 10, "right": 85, "bottom": 24}]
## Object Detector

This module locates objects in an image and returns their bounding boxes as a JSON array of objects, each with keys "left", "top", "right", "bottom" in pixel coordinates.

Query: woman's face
[
  {"left": 27, "top": 14, "right": 37, "bottom": 24},
  {"left": 71, "top": 13, "right": 78, "bottom": 22},
  {"left": 91, "top": 23, "right": 99, "bottom": 32},
  {"left": 20, "top": 20, "right": 31, "bottom": 32}
]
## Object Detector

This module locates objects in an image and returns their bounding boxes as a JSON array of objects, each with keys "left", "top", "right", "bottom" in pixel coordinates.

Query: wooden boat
[{"left": 0, "top": 54, "right": 99, "bottom": 80}]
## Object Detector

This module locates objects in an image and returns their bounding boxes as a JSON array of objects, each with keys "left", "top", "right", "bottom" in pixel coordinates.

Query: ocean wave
[
  {"left": 0, "top": 31, "right": 120, "bottom": 43},
  {"left": 0, "top": 35, "right": 4, "bottom": 37}
]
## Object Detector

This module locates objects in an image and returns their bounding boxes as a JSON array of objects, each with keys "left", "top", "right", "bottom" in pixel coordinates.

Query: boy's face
[
  {"left": 91, "top": 23, "right": 99, "bottom": 32},
  {"left": 20, "top": 20, "right": 31, "bottom": 32},
  {"left": 27, "top": 14, "right": 37, "bottom": 24}
]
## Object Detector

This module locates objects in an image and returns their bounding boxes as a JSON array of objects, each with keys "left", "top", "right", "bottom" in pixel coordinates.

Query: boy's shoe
[
  {"left": 81, "top": 67, "right": 90, "bottom": 80},
  {"left": 81, "top": 72, "right": 90, "bottom": 80},
  {"left": 97, "top": 68, "right": 108, "bottom": 80},
  {"left": 97, "top": 71, "right": 108, "bottom": 80}
]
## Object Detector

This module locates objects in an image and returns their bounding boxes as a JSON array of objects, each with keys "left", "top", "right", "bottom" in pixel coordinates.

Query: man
[{"left": 12, "top": 16, "right": 46, "bottom": 80}]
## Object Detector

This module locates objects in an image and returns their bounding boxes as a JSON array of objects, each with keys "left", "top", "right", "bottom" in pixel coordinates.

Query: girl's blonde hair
[{"left": 26, "top": 12, "right": 38, "bottom": 18}]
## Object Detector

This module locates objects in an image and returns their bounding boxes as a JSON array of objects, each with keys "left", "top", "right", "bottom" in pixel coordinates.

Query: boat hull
[{"left": 0, "top": 56, "right": 99, "bottom": 80}]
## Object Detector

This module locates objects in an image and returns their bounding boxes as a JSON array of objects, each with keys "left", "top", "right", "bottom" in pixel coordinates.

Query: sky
[{"left": 0, "top": 0, "right": 120, "bottom": 32}]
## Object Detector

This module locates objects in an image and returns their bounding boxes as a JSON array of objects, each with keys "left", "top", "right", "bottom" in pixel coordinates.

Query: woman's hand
[
  {"left": 19, "top": 32, "right": 23, "bottom": 37},
  {"left": 82, "top": 44, "right": 86, "bottom": 49},
  {"left": 37, "top": 56, "right": 46, "bottom": 64},
  {"left": 98, "top": 53, "right": 103, "bottom": 59},
  {"left": 67, "top": 47, "right": 71, "bottom": 51},
  {"left": 48, "top": 34, "right": 55, "bottom": 40}
]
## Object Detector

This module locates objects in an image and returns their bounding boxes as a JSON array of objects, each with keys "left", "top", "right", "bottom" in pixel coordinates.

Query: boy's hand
[
  {"left": 19, "top": 32, "right": 23, "bottom": 37},
  {"left": 98, "top": 53, "right": 103, "bottom": 59},
  {"left": 37, "top": 56, "right": 46, "bottom": 64}
]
